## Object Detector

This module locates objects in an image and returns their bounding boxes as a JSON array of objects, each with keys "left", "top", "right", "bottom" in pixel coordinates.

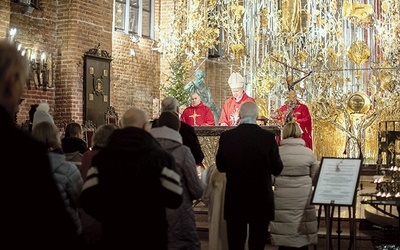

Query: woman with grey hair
[
  {"left": 32, "top": 121, "right": 83, "bottom": 238},
  {"left": 80, "top": 123, "right": 118, "bottom": 180}
]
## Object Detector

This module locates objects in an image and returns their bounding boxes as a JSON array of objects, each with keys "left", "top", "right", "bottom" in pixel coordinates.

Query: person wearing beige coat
[
  {"left": 270, "top": 122, "right": 320, "bottom": 250},
  {"left": 201, "top": 163, "right": 228, "bottom": 250}
]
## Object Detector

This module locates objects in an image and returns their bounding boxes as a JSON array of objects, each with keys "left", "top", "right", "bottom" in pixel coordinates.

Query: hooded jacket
[
  {"left": 151, "top": 126, "right": 204, "bottom": 250},
  {"left": 79, "top": 126, "right": 182, "bottom": 249}
]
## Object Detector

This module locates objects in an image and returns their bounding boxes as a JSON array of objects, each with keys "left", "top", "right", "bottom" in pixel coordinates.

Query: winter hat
[
  {"left": 228, "top": 72, "right": 245, "bottom": 89},
  {"left": 32, "top": 103, "right": 54, "bottom": 129},
  {"left": 158, "top": 111, "right": 181, "bottom": 131}
]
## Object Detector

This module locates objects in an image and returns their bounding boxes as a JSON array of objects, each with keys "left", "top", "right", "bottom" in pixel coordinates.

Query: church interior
[{"left": 2, "top": 0, "right": 400, "bottom": 248}]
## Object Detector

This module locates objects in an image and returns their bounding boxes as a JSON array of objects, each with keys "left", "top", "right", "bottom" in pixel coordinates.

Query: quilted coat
[
  {"left": 48, "top": 152, "right": 83, "bottom": 236},
  {"left": 270, "top": 137, "right": 320, "bottom": 248}
]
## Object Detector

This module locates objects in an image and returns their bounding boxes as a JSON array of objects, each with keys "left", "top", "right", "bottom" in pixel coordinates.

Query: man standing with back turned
[
  {"left": 79, "top": 107, "right": 183, "bottom": 249},
  {"left": 216, "top": 102, "right": 283, "bottom": 250}
]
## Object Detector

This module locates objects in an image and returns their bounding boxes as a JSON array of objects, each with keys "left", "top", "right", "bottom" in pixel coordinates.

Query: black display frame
[{"left": 311, "top": 157, "right": 362, "bottom": 206}]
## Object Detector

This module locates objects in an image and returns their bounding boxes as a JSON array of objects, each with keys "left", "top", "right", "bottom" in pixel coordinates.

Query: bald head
[
  {"left": 239, "top": 102, "right": 258, "bottom": 123},
  {"left": 121, "top": 107, "right": 150, "bottom": 131},
  {"left": 161, "top": 96, "right": 179, "bottom": 113},
  {"left": 0, "top": 40, "right": 29, "bottom": 117}
]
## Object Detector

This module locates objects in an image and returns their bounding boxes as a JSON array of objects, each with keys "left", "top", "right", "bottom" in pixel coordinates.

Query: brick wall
[
  {"left": 1, "top": 0, "right": 229, "bottom": 128},
  {"left": 55, "top": 0, "right": 113, "bottom": 126},
  {"left": 111, "top": 31, "right": 161, "bottom": 119},
  {"left": 2, "top": 0, "right": 113, "bottom": 129},
  {"left": 0, "top": 1, "right": 10, "bottom": 38}
]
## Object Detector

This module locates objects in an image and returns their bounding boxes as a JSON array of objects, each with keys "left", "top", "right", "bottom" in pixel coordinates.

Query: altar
[{"left": 194, "top": 125, "right": 280, "bottom": 169}]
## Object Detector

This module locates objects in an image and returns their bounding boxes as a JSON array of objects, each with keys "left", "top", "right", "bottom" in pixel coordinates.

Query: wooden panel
[{"left": 84, "top": 55, "right": 112, "bottom": 127}]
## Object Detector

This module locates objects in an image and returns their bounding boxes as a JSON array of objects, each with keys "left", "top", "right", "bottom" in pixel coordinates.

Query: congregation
[{"left": 1, "top": 38, "right": 320, "bottom": 250}]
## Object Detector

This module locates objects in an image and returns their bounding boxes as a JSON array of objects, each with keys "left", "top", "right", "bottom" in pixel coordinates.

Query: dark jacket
[
  {"left": 61, "top": 136, "right": 88, "bottom": 154},
  {"left": 0, "top": 106, "right": 77, "bottom": 248},
  {"left": 180, "top": 121, "right": 204, "bottom": 164},
  {"left": 79, "top": 126, "right": 183, "bottom": 249},
  {"left": 153, "top": 119, "right": 204, "bottom": 165},
  {"left": 216, "top": 123, "right": 283, "bottom": 222}
]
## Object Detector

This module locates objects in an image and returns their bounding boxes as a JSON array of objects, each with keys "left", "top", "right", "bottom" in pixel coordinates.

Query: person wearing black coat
[
  {"left": 216, "top": 102, "right": 283, "bottom": 250},
  {"left": 79, "top": 107, "right": 183, "bottom": 250},
  {"left": 152, "top": 96, "right": 204, "bottom": 165},
  {"left": 0, "top": 40, "right": 77, "bottom": 249},
  {"left": 62, "top": 122, "right": 89, "bottom": 154}
]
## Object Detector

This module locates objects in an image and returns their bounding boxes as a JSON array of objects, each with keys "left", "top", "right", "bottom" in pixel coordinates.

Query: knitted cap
[
  {"left": 32, "top": 103, "right": 54, "bottom": 129},
  {"left": 158, "top": 111, "right": 181, "bottom": 131},
  {"left": 228, "top": 72, "right": 245, "bottom": 89}
]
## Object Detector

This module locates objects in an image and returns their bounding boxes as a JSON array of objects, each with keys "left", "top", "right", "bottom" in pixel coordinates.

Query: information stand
[{"left": 311, "top": 157, "right": 362, "bottom": 250}]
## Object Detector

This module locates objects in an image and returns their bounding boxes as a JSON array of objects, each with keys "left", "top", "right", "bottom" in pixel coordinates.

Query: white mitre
[{"left": 228, "top": 72, "right": 245, "bottom": 89}]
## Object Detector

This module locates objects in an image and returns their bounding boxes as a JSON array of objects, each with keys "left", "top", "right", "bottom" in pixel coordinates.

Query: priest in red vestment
[
  {"left": 274, "top": 89, "right": 313, "bottom": 149},
  {"left": 181, "top": 92, "right": 215, "bottom": 126},
  {"left": 218, "top": 72, "right": 255, "bottom": 126}
]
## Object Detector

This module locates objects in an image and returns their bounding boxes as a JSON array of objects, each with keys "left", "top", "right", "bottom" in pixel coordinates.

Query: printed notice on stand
[{"left": 311, "top": 157, "right": 362, "bottom": 206}]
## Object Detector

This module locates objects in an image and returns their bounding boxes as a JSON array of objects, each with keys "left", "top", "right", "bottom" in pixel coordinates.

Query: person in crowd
[
  {"left": 32, "top": 102, "right": 54, "bottom": 129},
  {"left": 62, "top": 122, "right": 89, "bottom": 164},
  {"left": 181, "top": 92, "right": 215, "bottom": 126},
  {"left": 273, "top": 89, "right": 313, "bottom": 149},
  {"left": 0, "top": 39, "right": 77, "bottom": 248},
  {"left": 179, "top": 104, "right": 187, "bottom": 118},
  {"left": 201, "top": 163, "right": 229, "bottom": 250},
  {"left": 184, "top": 69, "right": 221, "bottom": 123},
  {"left": 216, "top": 102, "right": 283, "bottom": 250},
  {"left": 79, "top": 107, "right": 183, "bottom": 249},
  {"left": 28, "top": 103, "right": 38, "bottom": 132},
  {"left": 219, "top": 72, "right": 255, "bottom": 126},
  {"left": 150, "top": 111, "right": 204, "bottom": 250},
  {"left": 153, "top": 96, "right": 204, "bottom": 165},
  {"left": 79, "top": 124, "right": 118, "bottom": 247},
  {"left": 31, "top": 121, "right": 84, "bottom": 238},
  {"left": 62, "top": 122, "right": 89, "bottom": 154},
  {"left": 78, "top": 123, "right": 118, "bottom": 248},
  {"left": 270, "top": 121, "right": 319, "bottom": 250},
  {"left": 80, "top": 123, "right": 118, "bottom": 180}
]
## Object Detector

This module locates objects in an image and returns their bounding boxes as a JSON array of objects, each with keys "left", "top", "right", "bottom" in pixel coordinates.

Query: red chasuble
[
  {"left": 276, "top": 100, "right": 313, "bottom": 149},
  {"left": 180, "top": 102, "right": 215, "bottom": 126},
  {"left": 218, "top": 92, "right": 255, "bottom": 126}
]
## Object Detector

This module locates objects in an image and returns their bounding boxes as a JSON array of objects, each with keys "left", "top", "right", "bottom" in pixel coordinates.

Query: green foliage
[{"left": 161, "top": 51, "right": 191, "bottom": 106}]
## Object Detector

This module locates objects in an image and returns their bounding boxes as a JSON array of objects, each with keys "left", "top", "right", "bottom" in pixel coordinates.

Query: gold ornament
[
  {"left": 229, "top": 43, "right": 245, "bottom": 59},
  {"left": 381, "top": 1, "right": 390, "bottom": 13},
  {"left": 346, "top": 92, "right": 371, "bottom": 114},
  {"left": 261, "top": 8, "right": 269, "bottom": 28},
  {"left": 346, "top": 41, "right": 370, "bottom": 65},
  {"left": 343, "top": 1, "right": 374, "bottom": 27},
  {"left": 256, "top": 98, "right": 269, "bottom": 118}
]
